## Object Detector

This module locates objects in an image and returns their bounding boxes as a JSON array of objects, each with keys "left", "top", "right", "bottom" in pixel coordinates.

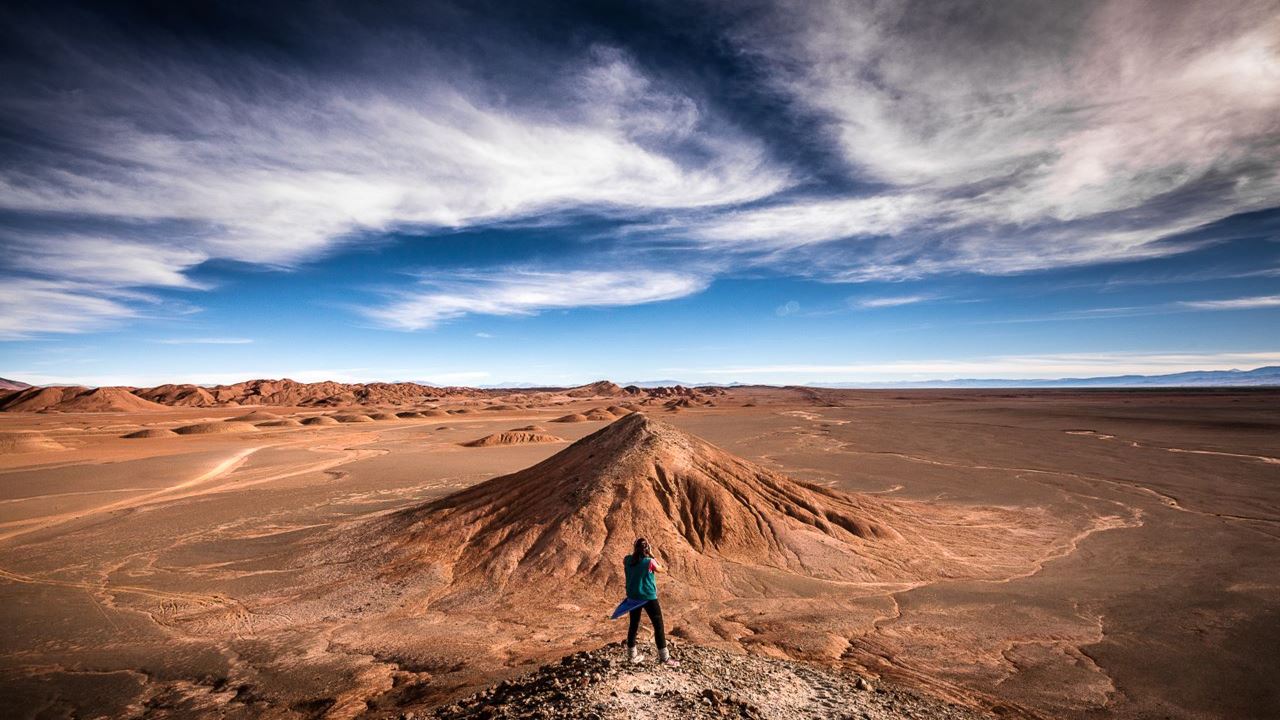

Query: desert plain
[{"left": 0, "top": 382, "right": 1276, "bottom": 720}]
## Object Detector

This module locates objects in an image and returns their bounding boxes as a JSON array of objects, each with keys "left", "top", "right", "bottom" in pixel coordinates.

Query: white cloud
[
  {"left": 775, "top": 300, "right": 800, "bottom": 316},
  {"left": 363, "top": 269, "right": 709, "bottom": 330},
  {"left": 686, "top": 195, "right": 934, "bottom": 250},
  {"left": 0, "top": 46, "right": 786, "bottom": 334},
  {"left": 688, "top": 0, "right": 1280, "bottom": 278},
  {"left": 1181, "top": 295, "right": 1280, "bottom": 310},
  {"left": 474, "top": 332, "right": 494, "bottom": 338},
  {"left": 152, "top": 337, "right": 254, "bottom": 345},
  {"left": 419, "top": 371, "right": 492, "bottom": 384},
  {"left": 852, "top": 295, "right": 935, "bottom": 309},
  {"left": 0, "top": 279, "right": 141, "bottom": 339},
  {"left": 665, "top": 351, "right": 1280, "bottom": 382}
]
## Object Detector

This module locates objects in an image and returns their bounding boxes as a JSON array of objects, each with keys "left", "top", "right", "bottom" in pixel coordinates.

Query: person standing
[{"left": 622, "top": 537, "right": 678, "bottom": 666}]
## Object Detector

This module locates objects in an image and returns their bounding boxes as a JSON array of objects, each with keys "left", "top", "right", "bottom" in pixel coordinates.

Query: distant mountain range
[
  {"left": 809, "top": 366, "right": 1280, "bottom": 389},
  {"left": 0, "top": 377, "right": 32, "bottom": 392}
]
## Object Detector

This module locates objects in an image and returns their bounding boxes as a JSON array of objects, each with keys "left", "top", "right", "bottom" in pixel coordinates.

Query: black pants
[{"left": 626, "top": 598, "right": 665, "bottom": 649}]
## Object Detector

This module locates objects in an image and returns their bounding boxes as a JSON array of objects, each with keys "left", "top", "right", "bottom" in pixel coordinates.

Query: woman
[{"left": 622, "top": 537, "right": 678, "bottom": 666}]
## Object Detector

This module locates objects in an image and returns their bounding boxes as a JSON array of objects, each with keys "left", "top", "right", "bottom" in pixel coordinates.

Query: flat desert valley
[{"left": 0, "top": 382, "right": 1277, "bottom": 720}]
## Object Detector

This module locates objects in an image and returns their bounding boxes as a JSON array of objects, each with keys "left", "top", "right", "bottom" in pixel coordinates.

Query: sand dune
[
  {"left": 332, "top": 413, "right": 374, "bottom": 423},
  {"left": 552, "top": 413, "right": 590, "bottom": 423},
  {"left": 369, "top": 413, "right": 399, "bottom": 421},
  {"left": 0, "top": 430, "right": 67, "bottom": 452},
  {"left": 121, "top": 428, "right": 180, "bottom": 439},
  {"left": 300, "top": 416, "right": 340, "bottom": 426},
  {"left": 173, "top": 421, "right": 259, "bottom": 435},
  {"left": 226, "top": 410, "right": 280, "bottom": 422},
  {"left": 256, "top": 419, "right": 303, "bottom": 428},
  {"left": 461, "top": 430, "right": 565, "bottom": 447}
]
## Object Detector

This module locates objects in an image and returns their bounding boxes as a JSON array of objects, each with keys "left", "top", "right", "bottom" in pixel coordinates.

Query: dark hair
[{"left": 632, "top": 537, "right": 650, "bottom": 563}]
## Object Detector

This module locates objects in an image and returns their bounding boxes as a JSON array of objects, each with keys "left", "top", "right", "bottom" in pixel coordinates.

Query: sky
[{"left": 1, "top": 0, "right": 1278, "bottom": 387}]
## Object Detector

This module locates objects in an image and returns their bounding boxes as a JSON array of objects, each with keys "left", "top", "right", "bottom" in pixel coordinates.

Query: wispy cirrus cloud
[
  {"left": 0, "top": 279, "right": 141, "bottom": 339},
  {"left": 0, "top": 18, "right": 785, "bottom": 334},
  {"left": 152, "top": 337, "right": 254, "bottom": 345},
  {"left": 1, "top": 0, "right": 1276, "bottom": 342},
  {"left": 1180, "top": 295, "right": 1280, "bottom": 310},
  {"left": 664, "top": 350, "right": 1280, "bottom": 382},
  {"left": 852, "top": 295, "right": 937, "bottom": 309},
  {"left": 363, "top": 269, "right": 709, "bottom": 331},
  {"left": 683, "top": 0, "right": 1280, "bottom": 280}
]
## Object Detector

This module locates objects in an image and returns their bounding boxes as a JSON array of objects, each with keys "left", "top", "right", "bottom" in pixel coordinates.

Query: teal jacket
[{"left": 623, "top": 554, "right": 658, "bottom": 600}]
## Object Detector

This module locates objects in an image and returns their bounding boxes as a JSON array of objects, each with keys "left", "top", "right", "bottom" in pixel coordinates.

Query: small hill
[
  {"left": 122, "top": 428, "right": 179, "bottom": 439},
  {"left": 173, "top": 421, "right": 259, "bottom": 435},
  {"left": 417, "top": 643, "right": 990, "bottom": 720},
  {"left": 256, "top": 419, "right": 302, "bottom": 428},
  {"left": 461, "top": 431, "right": 565, "bottom": 448},
  {"left": 566, "top": 381, "right": 628, "bottom": 398},
  {"left": 370, "top": 413, "right": 399, "bottom": 421},
  {"left": 552, "top": 413, "right": 590, "bottom": 423},
  {"left": 332, "top": 414, "right": 374, "bottom": 423},
  {"left": 301, "top": 416, "right": 340, "bottom": 426},
  {"left": 134, "top": 384, "right": 217, "bottom": 407},
  {"left": 583, "top": 408, "right": 617, "bottom": 421},
  {"left": 0, "top": 377, "right": 32, "bottom": 392},
  {"left": 371, "top": 413, "right": 911, "bottom": 602},
  {"left": 226, "top": 410, "right": 280, "bottom": 422},
  {"left": 0, "top": 386, "right": 88, "bottom": 412},
  {"left": 396, "top": 411, "right": 425, "bottom": 418},
  {"left": 510, "top": 424, "right": 547, "bottom": 432},
  {"left": 62, "top": 387, "right": 169, "bottom": 412},
  {"left": 0, "top": 431, "right": 67, "bottom": 453},
  {"left": 0, "top": 386, "right": 167, "bottom": 413}
]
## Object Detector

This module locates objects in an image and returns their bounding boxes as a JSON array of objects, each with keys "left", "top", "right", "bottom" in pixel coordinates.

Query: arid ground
[{"left": 0, "top": 387, "right": 1276, "bottom": 719}]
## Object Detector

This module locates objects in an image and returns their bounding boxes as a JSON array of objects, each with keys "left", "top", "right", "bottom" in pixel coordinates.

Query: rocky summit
[{"left": 408, "top": 643, "right": 992, "bottom": 720}]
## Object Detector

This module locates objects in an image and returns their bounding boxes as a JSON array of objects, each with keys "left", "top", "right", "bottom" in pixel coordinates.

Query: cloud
[
  {"left": 1181, "top": 295, "right": 1280, "bottom": 310},
  {"left": 664, "top": 350, "right": 1280, "bottom": 382},
  {"left": 2, "top": 0, "right": 1277, "bottom": 340},
  {"left": 419, "top": 371, "right": 492, "bottom": 384},
  {"left": 852, "top": 295, "right": 935, "bottom": 309},
  {"left": 682, "top": 0, "right": 1280, "bottom": 279},
  {"left": 0, "top": 25, "right": 786, "bottom": 334},
  {"left": 775, "top": 300, "right": 800, "bottom": 316},
  {"left": 0, "top": 279, "right": 140, "bottom": 339},
  {"left": 474, "top": 332, "right": 494, "bottom": 338},
  {"left": 152, "top": 337, "right": 254, "bottom": 345},
  {"left": 363, "top": 269, "right": 709, "bottom": 330}
]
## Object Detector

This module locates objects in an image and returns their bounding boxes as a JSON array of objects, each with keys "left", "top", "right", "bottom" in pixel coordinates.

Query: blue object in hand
[{"left": 610, "top": 597, "right": 649, "bottom": 619}]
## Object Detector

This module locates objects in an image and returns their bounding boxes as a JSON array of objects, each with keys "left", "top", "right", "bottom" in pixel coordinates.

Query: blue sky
[{"left": 1, "top": 1, "right": 1278, "bottom": 386}]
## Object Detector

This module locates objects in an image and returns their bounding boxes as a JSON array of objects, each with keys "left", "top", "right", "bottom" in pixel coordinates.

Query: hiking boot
[
  {"left": 658, "top": 647, "right": 680, "bottom": 667},
  {"left": 627, "top": 645, "right": 646, "bottom": 664}
]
